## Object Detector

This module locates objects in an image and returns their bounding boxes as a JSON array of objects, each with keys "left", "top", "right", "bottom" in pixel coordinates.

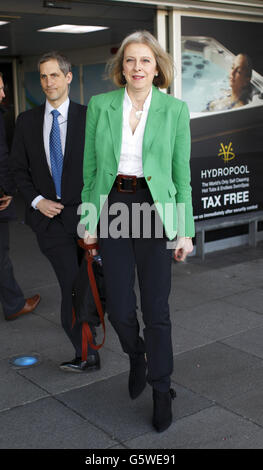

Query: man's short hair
[{"left": 38, "top": 51, "right": 71, "bottom": 76}]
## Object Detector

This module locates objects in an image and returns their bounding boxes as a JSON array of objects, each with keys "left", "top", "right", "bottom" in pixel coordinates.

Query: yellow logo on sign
[{"left": 218, "top": 142, "right": 236, "bottom": 162}]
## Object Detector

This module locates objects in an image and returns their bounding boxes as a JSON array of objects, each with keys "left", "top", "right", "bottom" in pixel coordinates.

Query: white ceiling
[
  {"left": 1, "top": 0, "right": 263, "bottom": 59},
  {"left": 0, "top": 0, "right": 155, "bottom": 57},
  {"left": 118, "top": 0, "right": 263, "bottom": 16}
]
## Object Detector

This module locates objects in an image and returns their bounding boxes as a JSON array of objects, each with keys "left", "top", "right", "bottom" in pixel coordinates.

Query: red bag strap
[
  {"left": 77, "top": 239, "right": 106, "bottom": 360},
  {"left": 77, "top": 239, "right": 98, "bottom": 251}
]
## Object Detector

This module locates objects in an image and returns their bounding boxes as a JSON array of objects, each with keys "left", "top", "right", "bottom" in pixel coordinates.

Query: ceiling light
[
  {"left": 38, "top": 24, "right": 108, "bottom": 34},
  {"left": 0, "top": 46, "right": 8, "bottom": 50},
  {"left": 42, "top": 0, "right": 71, "bottom": 9}
]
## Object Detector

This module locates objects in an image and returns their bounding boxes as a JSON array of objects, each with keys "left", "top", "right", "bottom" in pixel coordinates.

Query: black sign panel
[
  {"left": 182, "top": 16, "right": 263, "bottom": 220},
  {"left": 191, "top": 152, "right": 263, "bottom": 222}
]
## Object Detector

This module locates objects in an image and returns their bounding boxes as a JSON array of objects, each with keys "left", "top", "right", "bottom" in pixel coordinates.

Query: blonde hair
[{"left": 106, "top": 30, "right": 174, "bottom": 89}]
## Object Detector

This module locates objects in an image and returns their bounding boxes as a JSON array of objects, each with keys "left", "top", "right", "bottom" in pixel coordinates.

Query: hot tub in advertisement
[{"left": 181, "top": 36, "right": 263, "bottom": 222}]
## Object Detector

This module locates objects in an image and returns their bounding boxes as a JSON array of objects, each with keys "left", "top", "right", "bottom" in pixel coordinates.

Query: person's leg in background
[{"left": 0, "top": 222, "right": 40, "bottom": 321}]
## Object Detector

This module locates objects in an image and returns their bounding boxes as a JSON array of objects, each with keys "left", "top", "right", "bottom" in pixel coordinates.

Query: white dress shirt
[
  {"left": 31, "top": 97, "right": 69, "bottom": 208},
  {"left": 117, "top": 87, "right": 152, "bottom": 177}
]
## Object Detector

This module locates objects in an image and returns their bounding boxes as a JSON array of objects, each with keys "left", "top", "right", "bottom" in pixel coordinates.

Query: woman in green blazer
[{"left": 81, "top": 30, "right": 195, "bottom": 433}]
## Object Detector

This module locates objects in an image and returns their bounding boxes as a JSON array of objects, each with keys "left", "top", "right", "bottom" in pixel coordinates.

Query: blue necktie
[{"left": 50, "top": 109, "right": 63, "bottom": 198}]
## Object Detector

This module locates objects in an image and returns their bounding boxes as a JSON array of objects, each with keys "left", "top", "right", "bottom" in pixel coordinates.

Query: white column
[
  {"left": 155, "top": 9, "right": 167, "bottom": 51},
  {"left": 169, "top": 10, "right": 182, "bottom": 98},
  {"left": 155, "top": 8, "right": 168, "bottom": 93}
]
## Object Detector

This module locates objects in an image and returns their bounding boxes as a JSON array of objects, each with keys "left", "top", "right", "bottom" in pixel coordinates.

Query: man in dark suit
[
  {"left": 10, "top": 53, "right": 100, "bottom": 372},
  {"left": 0, "top": 71, "right": 40, "bottom": 321}
]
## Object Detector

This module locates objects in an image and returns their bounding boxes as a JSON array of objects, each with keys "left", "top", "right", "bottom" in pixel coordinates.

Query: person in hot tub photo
[{"left": 205, "top": 53, "right": 252, "bottom": 111}]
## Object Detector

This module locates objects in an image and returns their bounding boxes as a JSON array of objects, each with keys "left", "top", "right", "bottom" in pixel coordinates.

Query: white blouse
[{"left": 117, "top": 87, "right": 152, "bottom": 177}]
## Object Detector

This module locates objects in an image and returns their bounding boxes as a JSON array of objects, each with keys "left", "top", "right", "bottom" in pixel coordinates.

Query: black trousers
[
  {"left": 0, "top": 222, "right": 25, "bottom": 318},
  {"left": 99, "top": 186, "right": 173, "bottom": 392},
  {"left": 36, "top": 217, "right": 95, "bottom": 358}
]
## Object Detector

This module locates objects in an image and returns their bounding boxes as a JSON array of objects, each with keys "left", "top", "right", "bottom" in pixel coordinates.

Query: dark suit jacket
[
  {"left": 0, "top": 110, "right": 16, "bottom": 222},
  {"left": 10, "top": 101, "right": 87, "bottom": 234}
]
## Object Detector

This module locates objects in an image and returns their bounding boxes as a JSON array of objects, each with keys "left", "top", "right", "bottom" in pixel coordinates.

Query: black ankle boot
[
  {"left": 128, "top": 354, "right": 147, "bottom": 399},
  {"left": 152, "top": 388, "right": 176, "bottom": 432}
]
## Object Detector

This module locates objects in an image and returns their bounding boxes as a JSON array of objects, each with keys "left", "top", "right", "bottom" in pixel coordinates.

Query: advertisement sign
[
  {"left": 181, "top": 16, "right": 263, "bottom": 221},
  {"left": 190, "top": 140, "right": 262, "bottom": 221}
]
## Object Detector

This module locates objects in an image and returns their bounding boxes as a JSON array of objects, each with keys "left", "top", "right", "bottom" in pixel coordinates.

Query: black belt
[{"left": 114, "top": 175, "right": 148, "bottom": 193}]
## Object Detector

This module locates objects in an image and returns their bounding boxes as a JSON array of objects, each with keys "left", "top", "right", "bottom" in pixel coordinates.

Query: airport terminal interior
[
  {"left": 1, "top": 0, "right": 263, "bottom": 251},
  {"left": 1, "top": 1, "right": 263, "bottom": 452}
]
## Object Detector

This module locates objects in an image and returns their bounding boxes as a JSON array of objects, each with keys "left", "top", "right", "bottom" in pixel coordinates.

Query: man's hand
[
  {"left": 0, "top": 195, "right": 12, "bottom": 211},
  {"left": 174, "top": 237, "right": 193, "bottom": 262},
  {"left": 36, "top": 199, "right": 64, "bottom": 218}
]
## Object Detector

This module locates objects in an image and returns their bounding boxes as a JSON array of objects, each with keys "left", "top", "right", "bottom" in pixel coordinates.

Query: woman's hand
[
  {"left": 84, "top": 230, "right": 98, "bottom": 256},
  {"left": 174, "top": 237, "right": 193, "bottom": 262}
]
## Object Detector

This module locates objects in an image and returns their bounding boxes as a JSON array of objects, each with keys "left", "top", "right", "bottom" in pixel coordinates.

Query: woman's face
[
  {"left": 122, "top": 42, "right": 158, "bottom": 94},
  {"left": 230, "top": 54, "right": 250, "bottom": 97}
]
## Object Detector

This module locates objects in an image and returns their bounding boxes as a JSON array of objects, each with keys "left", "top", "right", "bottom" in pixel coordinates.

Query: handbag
[{"left": 72, "top": 240, "right": 106, "bottom": 360}]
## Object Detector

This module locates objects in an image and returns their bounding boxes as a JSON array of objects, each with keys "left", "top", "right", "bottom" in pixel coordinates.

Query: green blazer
[{"left": 81, "top": 85, "right": 195, "bottom": 240}]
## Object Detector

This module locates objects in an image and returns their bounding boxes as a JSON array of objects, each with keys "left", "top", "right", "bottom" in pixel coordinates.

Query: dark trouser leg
[
  {"left": 36, "top": 219, "right": 93, "bottom": 358},
  {"left": 0, "top": 222, "right": 25, "bottom": 318},
  {"left": 135, "top": 237, "right": 173, "bottom": 392},
  {"left": 99, "top": 235, "right": 145, "bottom": 357},
  {"left": 99, "top": 187, "right": 173, "bottom": 392}
]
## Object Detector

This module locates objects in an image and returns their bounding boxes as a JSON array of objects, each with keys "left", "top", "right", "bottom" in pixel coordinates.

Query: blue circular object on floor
[{"left": 12, "top": 356, "right": 38, "bottom": 367}]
